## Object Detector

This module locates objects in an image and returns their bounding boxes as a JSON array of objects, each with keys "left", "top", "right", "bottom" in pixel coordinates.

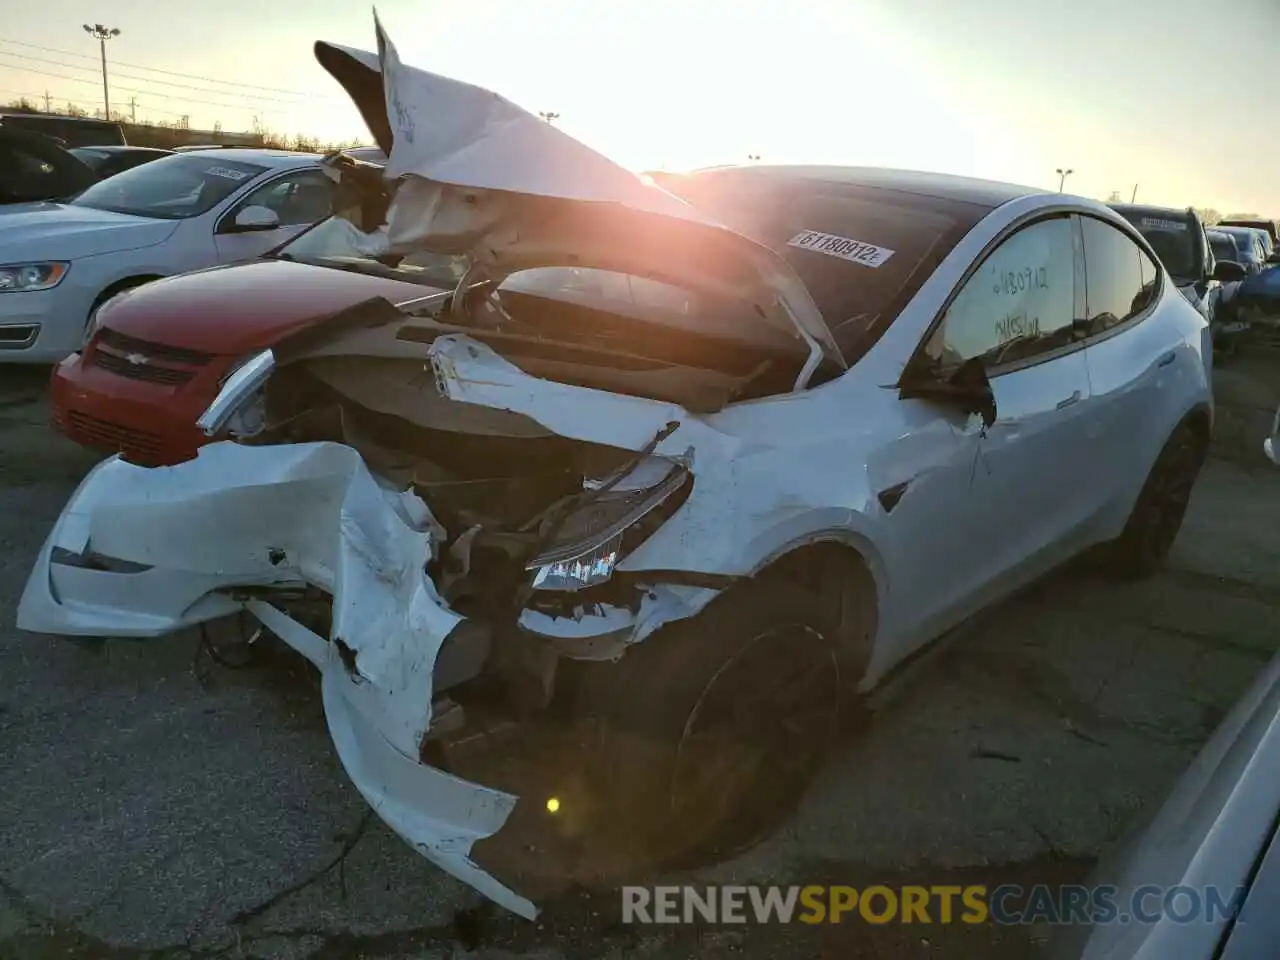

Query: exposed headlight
[
  {"left": 527, "top": 459, "right": 692, "bottom": 592},
  {"left": 0, "top": 262, "right": 69, "bottom": 292},
  {"left": 196, "top": 349, "right": 275, "bottom": 436}
]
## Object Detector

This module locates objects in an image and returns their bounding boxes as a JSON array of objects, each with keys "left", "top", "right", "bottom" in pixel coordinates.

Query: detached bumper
[{"left": 16, "top": 441, "right": 537, "bottom": 919}]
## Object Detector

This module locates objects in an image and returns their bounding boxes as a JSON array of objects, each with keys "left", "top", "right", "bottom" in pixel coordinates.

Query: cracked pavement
[{"left": 1, "top": 366, "right": 1278, "bottom": 958}]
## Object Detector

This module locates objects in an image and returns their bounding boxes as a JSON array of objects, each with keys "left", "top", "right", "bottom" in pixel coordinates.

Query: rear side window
[{"left": 1080, "top": 217, "right": 1159, "bottom": 334}]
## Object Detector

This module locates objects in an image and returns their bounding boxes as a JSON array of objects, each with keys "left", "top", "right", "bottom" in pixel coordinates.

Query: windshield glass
[
  {"left": 1116, "top": 210, "right": 1201, "bottom": 281},
  {"left": 1208, "top": 233, "right": 1239, "bottom": 262},
  {"left": 653, "top": 170, "right": 981, "bottom": 362},
  {"left": 276, "top": 215, "right": 468, "bottom": 289},
  {"left": 71, "top": 154, "right": 266, "bottom": 218}
]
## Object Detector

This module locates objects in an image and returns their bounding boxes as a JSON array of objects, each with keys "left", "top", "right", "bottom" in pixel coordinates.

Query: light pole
[
  {"left": 538, "top": 111, "right": 560, "bottom": 125},
  {"left": 1055, "top": 167, "right": 1074, "bottom": 193},
  {"left": 83, "top": 24, "right": 120, "bottom": 120}
]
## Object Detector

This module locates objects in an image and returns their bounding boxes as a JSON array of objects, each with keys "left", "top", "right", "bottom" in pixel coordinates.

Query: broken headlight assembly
[
  {"left": 526, "top": 457, "right": 692, "bottom": 591},
  {"left": 197, "top": 349, "right": 275, "bottom": 437}
]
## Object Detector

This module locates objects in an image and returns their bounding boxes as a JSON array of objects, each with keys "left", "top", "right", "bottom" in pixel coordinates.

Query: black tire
[
  {"left": 1106, "top": 422, "right": 1205, "bottom": 578},
  {"left": 581, "top": 574, "right": 865, "bottom": 874}
]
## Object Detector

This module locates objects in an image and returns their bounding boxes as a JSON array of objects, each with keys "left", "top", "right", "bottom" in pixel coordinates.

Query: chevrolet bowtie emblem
[{"left": 125, "top": 352, "right": 149, "bottom": 366}]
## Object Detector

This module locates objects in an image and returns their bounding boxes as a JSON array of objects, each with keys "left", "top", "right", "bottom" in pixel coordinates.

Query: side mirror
[
  {"left": 1267, "top": 250, "right": 1280, "bottom": 265},
  {"left": 900, "top": 356, "right": 997, "bottom": 428},
  {"left": 231, "top": 205, "right": 280, "bottom": 233},
  {"left": 1213, "top": 260, "right": 1248, "bottom": 283}
]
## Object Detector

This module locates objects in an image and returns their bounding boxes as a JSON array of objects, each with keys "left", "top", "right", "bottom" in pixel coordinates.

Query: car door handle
[
  {"left": 1056, "top": 390, "right": 1082, "bottom": 409},
  {"left": 1158, "top": 352, "right": 1176, "bottom": 367}
]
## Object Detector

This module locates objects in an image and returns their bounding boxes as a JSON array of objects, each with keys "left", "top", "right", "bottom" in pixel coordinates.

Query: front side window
[
  {"left": 230, "top": 169, "right": 333, "bottom": 226},
  {"left": 923, "top": 216, "right": 1078, "bottom": 369},
  {"left": 1080, "top": 216, "right": 1159, "bottom": 334},
  {"left": 71, "top": 154, "right": 267, "bottom": 219}
]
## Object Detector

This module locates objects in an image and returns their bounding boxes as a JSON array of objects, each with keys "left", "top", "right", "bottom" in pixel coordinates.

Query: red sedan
[{"left": 52, "top": 218, "right": 461, "bottom": 465}]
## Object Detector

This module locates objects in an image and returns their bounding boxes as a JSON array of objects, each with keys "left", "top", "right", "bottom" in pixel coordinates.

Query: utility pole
[
  {"left": 43, "top": 90, "right": 52, "bottom": 113},
  {"left": 128, "top": 96, "right": 136, "bottom": 123},
  {"left": 1131, "top": 183, "right": 1139, "bottom": 203},
  {"left": 1055, "top": 167, "right": 1074, "bottom": 193},
  {"left": 538, "top": 111, "right": 560, "bottom": 125},
  {"left": 82, "top": 23, "right": 121, "bottom": 120}
]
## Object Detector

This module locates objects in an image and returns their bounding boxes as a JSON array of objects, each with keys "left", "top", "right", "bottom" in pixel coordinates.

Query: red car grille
[
  {"left": 64, "top": 411, "right": 165, "bottom": 461},
  {"left": 90, "top": 329, "right": 215, "bottom": 386}
]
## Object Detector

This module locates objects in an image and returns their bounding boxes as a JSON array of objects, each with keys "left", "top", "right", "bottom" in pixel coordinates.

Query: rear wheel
[
  {"left": 583, "top": 576, "right": 863, "bottom": 873},
  {"left": 1106, "top": 422, "right": 1205, "bottom": 578}
]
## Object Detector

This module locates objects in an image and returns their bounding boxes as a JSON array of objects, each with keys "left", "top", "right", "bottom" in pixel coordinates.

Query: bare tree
[{"left": 1194, "top": 208, "right": 1222, "bottom": 226}]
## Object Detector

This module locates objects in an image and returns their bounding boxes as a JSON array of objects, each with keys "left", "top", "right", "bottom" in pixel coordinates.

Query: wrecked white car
[{"left": 18, "top": 17, "right": 1216, "bottom": 919}]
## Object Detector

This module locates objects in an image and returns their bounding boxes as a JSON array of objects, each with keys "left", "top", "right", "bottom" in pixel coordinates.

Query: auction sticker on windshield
[
  {"left": 788, "top": 230, "right": 895, "bottom": 268},
  {"left": 1140, "top": 217, "right": 1187, "bottom": 232},
  {"left": 205, "top": 166, "right": 251, "bottom": 181}
]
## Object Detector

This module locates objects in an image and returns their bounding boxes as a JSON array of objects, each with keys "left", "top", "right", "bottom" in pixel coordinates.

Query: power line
[
  {"left": 0, "top": 56, "right": 302, "bottom": 115},
  {"left": 0, "top": 36, "right": 340, "bottom": 99},
  {"left": 0, "top": 47, "right": 339, "bottom": 105},
  {"left": 0, "top": 85, "right": 190, "bottom": 118}
]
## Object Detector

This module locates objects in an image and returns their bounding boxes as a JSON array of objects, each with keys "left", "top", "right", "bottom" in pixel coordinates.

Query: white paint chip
[{"left": 787, "top": 230, "right": 895, "bottom": 268}]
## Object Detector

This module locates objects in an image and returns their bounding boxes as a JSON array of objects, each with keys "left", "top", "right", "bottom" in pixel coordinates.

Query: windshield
[
  {"left": 1116, "top": 211, "right": 1201, "bottom": 281},
  {"left": 71, "top": 154, "right": 266, "bottom": 219},
  {"left": 1209, "top": 234, "right": 1239, "bottom": 262},
  {"left": 275, "top": 215, "right": 468, "bottom": 288},
  {"left": 653, "top": 169, "right": 982, "bottom": 362},
  {"left": 1208, "top": 234, "right": 1239, "bottom": 263}
]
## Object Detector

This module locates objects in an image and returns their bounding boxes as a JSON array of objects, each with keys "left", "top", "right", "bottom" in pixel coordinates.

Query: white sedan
[
  {"left": 18, "top": 22, "right": 1216, "bottom": 920},
  {"left": 0, "top": 148, "right": 332, "bottom": 363}
]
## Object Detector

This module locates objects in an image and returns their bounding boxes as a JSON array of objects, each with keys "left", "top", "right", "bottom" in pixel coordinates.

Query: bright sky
[{"left": 2, "top": 0, "right": 1277, "bottom": 214}]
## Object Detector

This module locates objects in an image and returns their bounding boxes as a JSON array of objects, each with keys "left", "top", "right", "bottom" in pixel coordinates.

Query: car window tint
[
  {"left": 1081, "top": 217, "right": 1157, "bottom": 333},
  {"left": 234, "top": 169, "right": 332, "bottom": 226},
  {"left": 1208, "top": 235, "right": 1237, "bottom": 262},
  {"left": 924, "top": 216, "right": 1077, "bottom": 369}
]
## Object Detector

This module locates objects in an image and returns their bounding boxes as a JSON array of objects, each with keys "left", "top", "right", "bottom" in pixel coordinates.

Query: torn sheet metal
[
  {"left": 16, "top": 442, "right": 535, "bottom": 918},
  {"left": 312, "top": 15, "right": 844, "bottom": 379},
  {"left": 427, "top": 333, "right": 730, "bottom": 457}
]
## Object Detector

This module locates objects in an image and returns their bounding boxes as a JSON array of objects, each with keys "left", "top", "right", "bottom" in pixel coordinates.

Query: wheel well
[
  {"left": 756, "top": 540, "right": 879, "bottom": 660},
  {"left": 92, "top": 275, "right": 163, "bottom": 312}
]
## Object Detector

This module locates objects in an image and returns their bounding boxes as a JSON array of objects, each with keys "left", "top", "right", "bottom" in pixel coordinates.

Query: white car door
[
  {"left": 1077, "top": 214, "right": 1200, "bottom": 525},
  {"left": 213, "top": 168, "right": 332, "bottom": 264},
  {"left": 886, "top": 214, "right": 1096, "bottom": 646}
]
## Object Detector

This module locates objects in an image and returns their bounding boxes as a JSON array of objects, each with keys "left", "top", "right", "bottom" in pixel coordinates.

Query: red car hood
[{"left": 96, "top": 258, "right": 443, "bottom": 356}]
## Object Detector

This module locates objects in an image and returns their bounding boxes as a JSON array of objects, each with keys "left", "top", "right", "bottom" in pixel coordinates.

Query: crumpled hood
[
  {"left": 313, "top": 16, "right": 844, "bottom": 376},
  {"left": 95, "top": 258, "right": 446, "bottom": 356},
  {"left": 0, "top": 202, "right": 177, "bottom": 260}
]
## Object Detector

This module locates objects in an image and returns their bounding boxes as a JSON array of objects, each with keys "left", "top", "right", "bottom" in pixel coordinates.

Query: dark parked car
[
  {"left": 1207, "top": 229, "right": 1244, "bottom": 267},
  {"left": 1218, "top": 225, "right": 1269, "bottom": 271},
  {"left": 1108, "top": 204, "right": 1246, "bottom": 350},
  {"left": 0, "top": 113, "right": 126, "bottom": 148},
  {"left": 1217, "top": 216, "right": 1280, "bottom": 253},
  {"left": 0, "top": 126, "right": 98, "bottom": 205},
  {"left": 68, "top": 145, "right": 174, "bottom": 178}
]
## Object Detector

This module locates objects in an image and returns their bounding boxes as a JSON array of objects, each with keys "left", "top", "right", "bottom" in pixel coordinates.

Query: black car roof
[{"left": 681, "top": 164, "right": 1039, "bottom": 210}]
